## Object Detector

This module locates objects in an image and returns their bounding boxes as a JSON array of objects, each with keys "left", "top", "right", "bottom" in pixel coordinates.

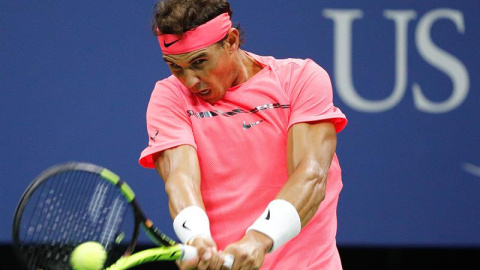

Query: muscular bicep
[
  {"left": 286, "top": 121, "right": 337, "bottom": 177},
  {"left": 154, "top": 145, "right": 204, "bottom": 218},
  {"left": 278, "top": 121, "right": 337, "bottom": 227},
  {"left": 155, "top": 145, "right": 200, "bottom": 183}
]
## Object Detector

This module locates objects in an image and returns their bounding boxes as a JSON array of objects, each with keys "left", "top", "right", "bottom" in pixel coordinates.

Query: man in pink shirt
[{"left": 139, "top": 0, "right": 347, "bottom": 269}]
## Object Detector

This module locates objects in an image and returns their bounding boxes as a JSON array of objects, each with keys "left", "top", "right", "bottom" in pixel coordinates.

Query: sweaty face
[{"left": 163, "top": 42, "right": 235, "bottom": 105}]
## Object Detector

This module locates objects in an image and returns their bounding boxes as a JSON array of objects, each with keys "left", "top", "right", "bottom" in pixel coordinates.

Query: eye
[
  {"left": 168, "top": 63, "right": 182, "bottom": 70},
  {"left": 192, "top": 59, "right": 206, "bottom": 66}
]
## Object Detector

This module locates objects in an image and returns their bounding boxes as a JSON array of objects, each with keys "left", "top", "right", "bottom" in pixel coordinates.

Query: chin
[{"left": 204, "top": 97, "right": 221, "bottom": 105}]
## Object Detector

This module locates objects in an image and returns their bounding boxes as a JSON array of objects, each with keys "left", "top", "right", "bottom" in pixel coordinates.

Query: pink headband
[{"left": 157, "top": 13, "right": 232, "bottom": 55}]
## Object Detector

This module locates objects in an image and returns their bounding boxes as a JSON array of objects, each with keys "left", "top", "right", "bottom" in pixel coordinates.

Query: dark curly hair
[{"left": 152, "top": 0, "right": 244, "bottom": 46}]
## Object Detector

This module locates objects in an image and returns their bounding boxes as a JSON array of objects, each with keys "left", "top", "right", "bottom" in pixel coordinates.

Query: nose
[{"left": 183, "top": 69, "right": 200, "bottom": 89}]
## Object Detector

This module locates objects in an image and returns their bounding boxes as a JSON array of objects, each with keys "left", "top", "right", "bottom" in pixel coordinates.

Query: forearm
[
  {"left": 279, "top": 121, "right": 337, "bottom": 227},
  {"left": 246, "top": 162, "right": 331, "bottom": 252},
  {"left": 154, "top": 145, "right": 213, "bottom": 246},
  {"left": 276, "top": 160, "right": 330, "bottom": 227},
  {"left": 164, "top": 171, "right": 205, "bottom": 218},
  {"left": 154, "top": 145, "right": 205, "bottom": 218}
]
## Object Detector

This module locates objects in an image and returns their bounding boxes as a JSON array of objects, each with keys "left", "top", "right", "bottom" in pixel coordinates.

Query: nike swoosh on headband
[{"left": 164, "top": 38, "right": 181, "bottom": 48}]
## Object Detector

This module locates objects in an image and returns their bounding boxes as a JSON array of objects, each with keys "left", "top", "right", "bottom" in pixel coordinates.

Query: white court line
[{"left": 463, "top": 163, "right": 480, "bottom": 178}]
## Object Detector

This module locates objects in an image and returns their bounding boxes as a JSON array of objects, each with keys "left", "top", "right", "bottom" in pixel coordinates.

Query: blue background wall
[{"left": 1, "top": 0, "right": 479, "bottom": 248}]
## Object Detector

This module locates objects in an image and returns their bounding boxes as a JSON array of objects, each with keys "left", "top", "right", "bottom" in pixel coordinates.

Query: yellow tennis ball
[{"left": 70, "top": 241, "right": 107, "bottom": 270}]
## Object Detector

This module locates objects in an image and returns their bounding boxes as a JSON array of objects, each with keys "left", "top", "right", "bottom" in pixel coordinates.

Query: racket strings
[
  {"left": 22, "top": 172, "right": 74, "bottom": 269},
  {"left": 21, "top": 174, "right": 54, "bottom": 268},
  {"left": 17, "top": 170, "right": 135, "bottom": 270}
]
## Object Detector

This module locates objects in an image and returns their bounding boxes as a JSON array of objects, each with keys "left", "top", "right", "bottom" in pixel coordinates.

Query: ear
[{"left": 225, "top": 28, "right": 240, "bottom": 53}]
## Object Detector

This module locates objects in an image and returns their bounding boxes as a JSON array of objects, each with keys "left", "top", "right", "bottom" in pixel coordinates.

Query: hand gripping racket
[{"left": 12, "top": 162, "right": 234, "bottom": 270}]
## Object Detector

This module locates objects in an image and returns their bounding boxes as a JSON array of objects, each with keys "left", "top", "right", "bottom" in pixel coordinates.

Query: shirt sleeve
[
  {"left": 139, "top": 79, "right": 196, "bottom": 168},
  {"left": 286, "top": 59, "right": 347, "bottom": 132}
]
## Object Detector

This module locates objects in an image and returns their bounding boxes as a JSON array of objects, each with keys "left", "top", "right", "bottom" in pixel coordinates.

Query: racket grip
[
  {"left": 223, "top": 254, "right": 234, "bottom": 268},
  {"left": 181, "top": 245, "right": 234, "bottom": 268},
  {"left": 181, "top": 245, "right": 197, "bottom": 261}
]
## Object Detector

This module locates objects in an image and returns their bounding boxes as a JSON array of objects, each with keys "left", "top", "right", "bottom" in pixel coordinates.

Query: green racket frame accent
[
  {"left": 105, "top": 245, "right": 184, "bottom": 270},
  {"left": 100, "top": 168, "right": 120, "bottom": 184},
  {"left": 100, "top": 168, "right": 136, "bottom": 202}
]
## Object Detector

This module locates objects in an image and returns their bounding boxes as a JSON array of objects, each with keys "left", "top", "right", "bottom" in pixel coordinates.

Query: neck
[{"left": 231, "top": 50, "right": 262, "bottom": 87}]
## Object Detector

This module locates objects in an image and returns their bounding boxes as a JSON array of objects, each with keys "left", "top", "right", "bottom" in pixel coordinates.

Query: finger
[
  {"left": 176, "top": 257, "right": 199, "bottom": 270},
  {"left": 207, "top": 251, "right": 224, "bottom": 270},
  {"left": 235, "top": 256, "right": 256, "bottom": 270},
  {"left": 197, "top": 249, "right": 213, "bottom": 270},
  {"left": 239, "top": 262, "right": 256, "bottom": 270},
  {"left": 202, "top": 249, "right": 227, "bottom": 270}
]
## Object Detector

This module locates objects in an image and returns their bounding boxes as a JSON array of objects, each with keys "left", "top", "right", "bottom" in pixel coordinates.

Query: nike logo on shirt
[
  {"left": 150, "top": 130, "right": 159, "bottom": 142},
  {"left": 243, "top": 120, "right": 264, "bottom": 130}
]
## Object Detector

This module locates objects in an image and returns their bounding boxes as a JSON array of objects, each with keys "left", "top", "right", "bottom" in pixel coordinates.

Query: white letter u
[{"left": 323, "top": 9, "right": 416, "bottom": 113}]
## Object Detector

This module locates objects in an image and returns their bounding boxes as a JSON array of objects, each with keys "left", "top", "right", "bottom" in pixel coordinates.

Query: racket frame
[{"left": 12, "top": 162, "right": 181, "bottom": 270}]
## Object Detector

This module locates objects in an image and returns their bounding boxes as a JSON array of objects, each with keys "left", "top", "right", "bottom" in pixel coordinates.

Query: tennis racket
[{"left": 12, "top": 162, "right": 234, "bottom": 270}]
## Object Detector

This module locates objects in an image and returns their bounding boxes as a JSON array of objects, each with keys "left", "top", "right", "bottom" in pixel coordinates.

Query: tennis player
[{"left": 139, "top": 0, "right": 348, "bottom": 269}]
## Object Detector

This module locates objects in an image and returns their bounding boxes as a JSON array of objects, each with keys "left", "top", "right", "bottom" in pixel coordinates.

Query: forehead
[{"left": 163, "top": 43, "right": 220, "bottom": 63}]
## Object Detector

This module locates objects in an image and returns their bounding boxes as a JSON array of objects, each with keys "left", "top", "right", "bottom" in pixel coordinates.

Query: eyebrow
[{"left": 163, "top": 53, "right": 208, "bottom": 65}]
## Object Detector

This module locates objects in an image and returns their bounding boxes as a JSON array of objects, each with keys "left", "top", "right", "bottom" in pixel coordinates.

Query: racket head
[{"left": 12, "top": 162, "right": 140, "bottom": 270}]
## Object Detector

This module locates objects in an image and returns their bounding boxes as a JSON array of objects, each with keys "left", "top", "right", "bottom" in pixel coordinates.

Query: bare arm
[
  {"left": 279, "top": 121, "right": 337, "bottom": 227},
  {"left": 154, "top": 144, "right": 204, "bottom": 218},
  {"left": 155, "top": 145, "right": 228, "bottom": 270}
]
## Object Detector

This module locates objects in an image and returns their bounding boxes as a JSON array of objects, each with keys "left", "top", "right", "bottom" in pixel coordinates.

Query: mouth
[{"left": 196, "top": 89, "right": 211, "bottom": 97}]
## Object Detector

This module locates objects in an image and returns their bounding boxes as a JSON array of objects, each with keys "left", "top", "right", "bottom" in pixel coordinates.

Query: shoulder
[
  {"left": 248, "top": 53, "right": 330, "bottom": 88},
  {"left": 247, "top": 51, "right": 323, "bottom": 73}
]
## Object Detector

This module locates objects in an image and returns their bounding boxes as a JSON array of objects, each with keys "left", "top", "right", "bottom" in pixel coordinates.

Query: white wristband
[
  {"left": 247, "top": 199, "right": 301, "bottom": 252},
  {"left": 173, "top": 206, "right": 212, "bottom": 244}
]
